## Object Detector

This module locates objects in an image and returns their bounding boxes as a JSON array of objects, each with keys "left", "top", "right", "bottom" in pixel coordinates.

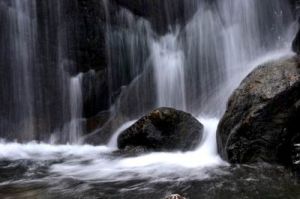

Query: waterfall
[
  {"left": 0, "top": 0, "right": 295, "bottom": 143},
  {"left": 69, "top": 74, "right": 83, "bottom": 143},
  {"left": 0, "top": 0, "right": 37, "bottom": 140},
  {"left": 57, "top": 73, "right": 83, "bottom": 144},
  {"left": 96, "top": 0, "right": 295, "bottom": 172},
  {"left": 0, "top": 1, "right": 298, "bottom": 196},
  {"left": 182, "top": 0, "right": 294, "bottom": 115},
  {"left": 100, "top": 0, "right": 295, "bottom": 122},
  {"left": 152, "top": 33, "right": 187, "bottom": 110},
  {"left": 104, "top": 6, "right": 153, "bottom": 110},
  {"left": 0, "top": 0, "right": 86, "bottom": 143}
]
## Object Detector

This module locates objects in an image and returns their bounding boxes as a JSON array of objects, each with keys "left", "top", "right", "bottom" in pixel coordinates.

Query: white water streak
[{"left": 152, "top": 33, "right": 187, "bottom": 110}]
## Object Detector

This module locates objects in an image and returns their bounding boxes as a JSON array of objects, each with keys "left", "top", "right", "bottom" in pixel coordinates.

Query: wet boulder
[
  {"left": 217, "top": 56, "right": 300, "bottom": 166},
  {"left": 117, "top": 107, "right": 203, "bottom": 152}
]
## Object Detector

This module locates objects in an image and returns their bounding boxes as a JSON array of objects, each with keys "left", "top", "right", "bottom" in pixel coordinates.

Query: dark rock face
[
  {"left": 292, "top": 22, "right": 300, "bottom": 55},
  {"left": 292, "top": 31, "right": 300, "bottom": 55},
  {"left": 85, "top": 110, "right": 111, "bottom": 134},
  {"left": 82, "top": 70, "right": 109, "bottom": 118},
  {"left": 83, "top": 67, "right": 157, "bottom": 145},
  {"left": 117, "top": 107, "right": 203, "bottom": 152},
  {"left": 113, "top": 0, "right": 198, "bottom": 35},
  {"left": 217, "top": 56, "right": 300, "bottom": 166}
]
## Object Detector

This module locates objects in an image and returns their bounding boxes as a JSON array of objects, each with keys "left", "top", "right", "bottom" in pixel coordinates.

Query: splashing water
[
  {"left": 0, "top": 117, "right": 225, "bottom": 182},
  {"left": 107, "top": 120, "right": 136, "bottom": 149}
]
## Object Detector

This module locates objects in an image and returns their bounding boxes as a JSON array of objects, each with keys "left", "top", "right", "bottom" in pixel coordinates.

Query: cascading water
[
  {"left": 0, "top": 0, "right": 37, "bottom": 141},
  {"left": 152, "top": 33, "right": 187, "bottom": 110},
  {"left": 56, "top": 73, "right": 84, "bottom": 144},
  {"left": 68, "top": 74, "right": 83, "bottom": 143},
  {"left": 182, "top": 0, "right": 294, "bottom": 115},
  {"left": 0, "top": 0, "right": 298, "bottom": 198},
  {"left": 0, "top": 0, "right": 86, "bottom": 143}
]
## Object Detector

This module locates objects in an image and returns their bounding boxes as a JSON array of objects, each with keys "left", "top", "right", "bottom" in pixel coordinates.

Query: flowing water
[
  {"left": 152, "top": 33, "right": 186, "bottom": 110},
  {"left": 0, "top": 0, "right": 299, "bottom": 198}
]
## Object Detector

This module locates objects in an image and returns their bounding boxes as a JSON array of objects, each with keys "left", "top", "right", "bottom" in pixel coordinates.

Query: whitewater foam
[{"left": 0, "top": 117, "right": 225, "bottom": 182}]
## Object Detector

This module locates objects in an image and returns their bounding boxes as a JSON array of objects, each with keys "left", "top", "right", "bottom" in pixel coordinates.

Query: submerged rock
[
  {"left": 117, "top": 107, "right": 203, "bottom": 152},
  {"left": 217, "top": 56, "right": 300, "bottom": 166}
]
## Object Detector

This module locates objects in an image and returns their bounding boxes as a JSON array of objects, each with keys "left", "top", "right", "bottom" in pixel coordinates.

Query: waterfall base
[{"left": 0, "top": 117, "right": 299, "bottom": 198}]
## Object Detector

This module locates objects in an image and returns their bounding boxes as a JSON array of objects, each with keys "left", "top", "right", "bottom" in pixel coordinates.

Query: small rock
[{"left": 165, "top": 194, "right": 186, "bottom": 199}]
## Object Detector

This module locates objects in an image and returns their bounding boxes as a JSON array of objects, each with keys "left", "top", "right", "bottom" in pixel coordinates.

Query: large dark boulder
[
  {"left": 117, "top": 107, "right": 203, "bottom": 152},
  {"left": 217, "top": 56, "right": 300, "bottom": 166}
]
